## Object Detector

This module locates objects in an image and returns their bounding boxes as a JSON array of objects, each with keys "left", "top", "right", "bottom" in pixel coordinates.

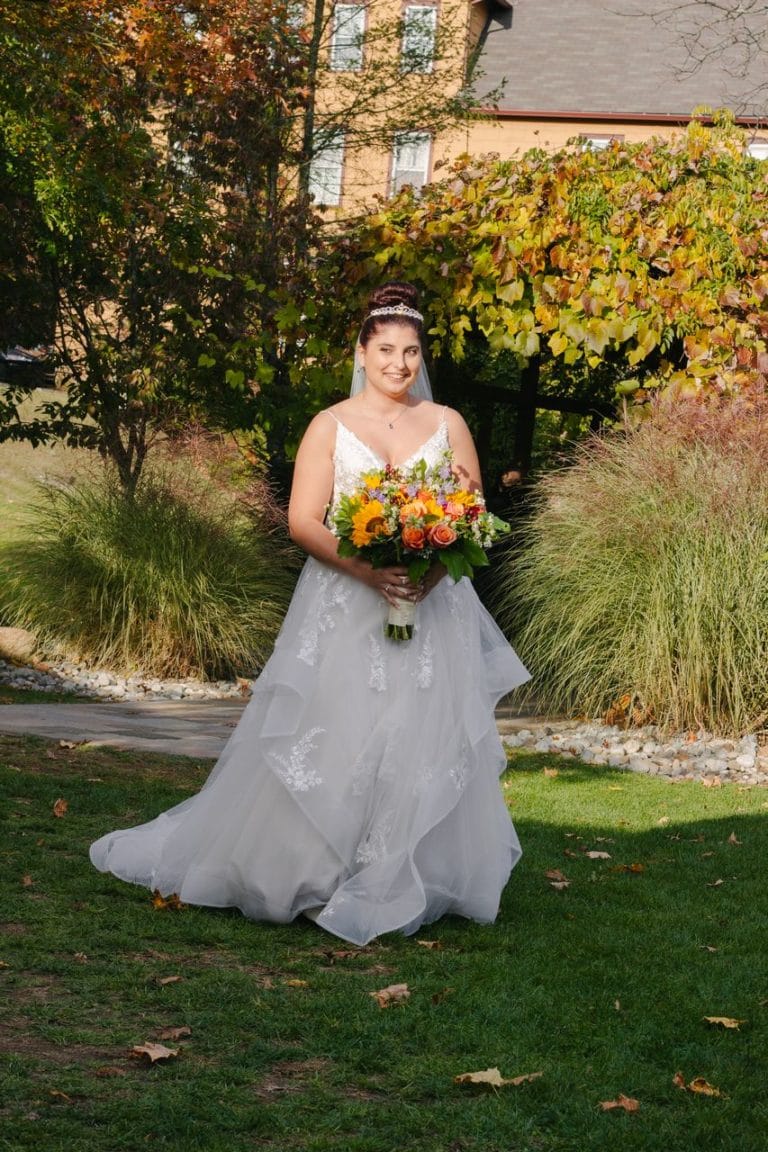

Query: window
[
  {"left": 402, "top": 5, "right": 437, "bottom": 74},
  {"left": 391, "top": 132, "right": 431, "bottom": 194},
  {"left": 747, "top": 138, "right": 768, "bottom": 160},
  {"left": 308, "top": 134, "right": 345, "bottom": 206},
  {"left": 579, "top": 133, "right": 624, "bottom": 151},
  {"left": 330, "top": 4, "right": 365, "bottom": 71}
]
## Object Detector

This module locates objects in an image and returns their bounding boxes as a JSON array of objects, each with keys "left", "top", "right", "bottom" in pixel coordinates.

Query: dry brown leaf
[
  {"left": 129, "top": 1042, "right": 179, "bottom": 1064},
  {"left": 73, "top": 952, "right": 88, "bottom": 964},
  {"left": 543, "top": 767, "right": 559, "bottom": 778},
  {"left": 283, "top": 979, "right": 308, "bottom": 988},
  {"left": 157, "top": 975, "right": 182, "bottom": 986},
  {"left": 707, "top": 879, "right": 724, "bottom": 888},
  {"left": 454, "top": 1067, "right": 542, "bottom": 1089},
  {"left": 701, "top": 945, "right": 719, "bottom": 953},
  {"left": 673, "top": 1072, "right": 723, "bottom": 1097},
  {"left": 612, "top": 863, "right": 645, "bottom": 874},
  {"left": 0, "top": 960, "right": 10, "bottom": 969},
  {"left": 21, "top": 874, "right": 33, "bottom": 888},
  {"left": 416, "top": 939, "right": 443, "bottom": 950},
  {"left": 151, "top": 890, "right": 185, "bottom": 910},
  {"left": 157, "top": 1026, "right": 192, "bottom": 1041},
  {"left": 703, "top": 1016, "right": 746, "bottom": 1030},
  {"left": 545, "top": 869, "right": 568, "bottom": 882},
  {"left": 599, "top": 1094, "right": 640, "bottom": 1113},
  {"left": 53, "top": 798, "right": 68, "bottom": 818},
  {"left": 369, "top": 983, "right": 410, "bottom": 1008},
  {"left": 727, "top": 832, "right": 741, "bottom": 846},
  {"left": 701, "top": 851, "right": 715, "bottom": 858},
  {"left": 550, "top": 881, "right": 570, "bottom": 891},
  {"left": 584, "top": 851, "right": 612, "bottom": 860}
]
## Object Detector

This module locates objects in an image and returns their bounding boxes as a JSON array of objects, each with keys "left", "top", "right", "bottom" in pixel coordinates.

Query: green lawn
[{"left": 2, "top": 735, "right": 767, "bottom": 1152}]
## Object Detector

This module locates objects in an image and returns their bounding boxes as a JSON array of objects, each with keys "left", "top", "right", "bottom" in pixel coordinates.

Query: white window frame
[
  {"left": 308, "top": 133, "right": 345, "bottom": 206},
  {"left": 391, "top": 131, "right": 432, "bottom": 195},
  {"left": 579, "top": 133, "right": 624, "bottom": 151},
  {"left": 330, "top": 4, "right": 366, "bottom": 71},
  {"left": 401, "top": 5, "right": 437, "bottom": 74}
]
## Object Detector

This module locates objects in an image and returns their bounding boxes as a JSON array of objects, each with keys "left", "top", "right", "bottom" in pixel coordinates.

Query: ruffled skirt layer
[{"left": 90, "top": 560, "right": 530, "bottom": 945}]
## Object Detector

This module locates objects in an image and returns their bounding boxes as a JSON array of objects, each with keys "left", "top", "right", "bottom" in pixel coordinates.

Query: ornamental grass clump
[
  {"left": 0, "top": 465, "right": 298, "bottom": 680},
  {"left": 497, "top": 400, "right": 768, "bottom": 736}
]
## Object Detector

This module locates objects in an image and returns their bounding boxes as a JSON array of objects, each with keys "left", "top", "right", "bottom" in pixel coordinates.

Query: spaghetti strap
[{"left": 326, "top": 409, "right": 341, "bottom": 425}]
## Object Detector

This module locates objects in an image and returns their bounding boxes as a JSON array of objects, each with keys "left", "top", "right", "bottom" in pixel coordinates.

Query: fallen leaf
[
  {"left": 701, "top": 776, "right": 722, "bottom": 788},
  {"left": 657, "top": 816, "right": 671, "bottom": 826},
  {"left": 673, "top": 1072, "right": 723, "bottom": 1097},
  {"left": 157, "top": 975, "right": 182, "bottom": 986},
  {"left": 701, "top": 851, "right": 715, "bottom": 858},
  {"left": 703, "top": 1016, "right": 746, "bottom": 1030},
  {"left": 612, "top": 863, "right": 645, "bottom": 874},
  {"left": 727, "top": 832, "right": 741, "bottom": 846},
  {"left": 0, "top": 960, "right": 10, "bottom": 969},
  {"left": 157, "top": 1026, "right": 192, "bottom": 1041},
  {"left": 369, "top": 983, "right": 410, "bottom": 1007},
  {"left": 59, "top": 739, "right": 86, "bottom": 749},
  {"left": 21, "top": 874, "right": 33, "bottom": 888},
  {"left": 53, "top": 798, "right": 68, "bottom": 818},
  {"left": 701, "top": 945, "right": 718, "bottom": 953},
  {"left": 283, "top": 979, "right": 308, "bottom": 988},
  {"left": 454, "top": 1068, "right": 542, "bottom": 1089},
  {"left": 151, "top": 891, "right": 185, "bottom": 910},
  {"left": 543, "top": 767, "right": 559, "bottom": 778},
  {"left": 545, "top": 869, "right": 568, "bottom": 882},
  {"left": 49, "top": 1089, "right": 72, "bottom": 1102},
  {"left": 73, "top": 952, "right": 88, "bottom": 964},
  {"left": 614, "top": 1000, "right": 621, "bottom": 1011},
  {"left": 129, "top": 1042, "right": 179, "bottom": 1064},
  {"left": 707, "top": 879, "right": 724, "bottom": 888},
  {"left": 95, "top": 1066, "right": 127, "bottom": 1078},
  {"left": 584, "top": 851, "right": 612, "bottom": 860},
  {"left": 416, "top": 939, "right": 443, "bottom": 950},
  {"left": 564, "top": 848, "right": 581, "bottom": 858},
  {"left": 599, "top": 1094, "right": 639, "bottom": 1112},
  {"left": 550, "top": 881, "right": 570, "bottom": 891}
]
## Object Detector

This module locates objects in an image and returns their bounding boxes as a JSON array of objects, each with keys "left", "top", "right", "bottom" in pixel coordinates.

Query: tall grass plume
[
  {"left": 496, "top": 400, "right": 768, "bottom": 735},
  {"left": 0, "top": 464, "right": 299, "bottom": 679}
]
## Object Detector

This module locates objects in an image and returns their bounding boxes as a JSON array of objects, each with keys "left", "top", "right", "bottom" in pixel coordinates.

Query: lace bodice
[{"left": 328, "top": 414, "right": 450, "bottom": 522}]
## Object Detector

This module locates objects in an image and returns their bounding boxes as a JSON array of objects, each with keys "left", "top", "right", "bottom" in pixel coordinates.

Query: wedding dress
[{"left": 90, "top": 415, "right": 530, "bottom": 945}]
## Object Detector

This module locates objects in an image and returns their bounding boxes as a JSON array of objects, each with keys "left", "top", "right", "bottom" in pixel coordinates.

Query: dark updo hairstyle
[{"left": 358, "top": 281, "right": 424, "bottom": 347}]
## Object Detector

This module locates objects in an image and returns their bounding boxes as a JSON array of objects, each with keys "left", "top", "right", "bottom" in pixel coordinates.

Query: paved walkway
[{"left": 0, "top": 696, "right": 546, "bottom": 759}]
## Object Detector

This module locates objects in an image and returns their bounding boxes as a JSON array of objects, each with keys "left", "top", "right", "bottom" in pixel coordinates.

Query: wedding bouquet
[{"left": 332, "top": 451, "right": 509, "bottom": 640}]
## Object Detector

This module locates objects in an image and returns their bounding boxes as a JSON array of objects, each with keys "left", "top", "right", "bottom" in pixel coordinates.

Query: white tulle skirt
[{"left": 90, "top": 560, "right": 530, "bottom": 945}]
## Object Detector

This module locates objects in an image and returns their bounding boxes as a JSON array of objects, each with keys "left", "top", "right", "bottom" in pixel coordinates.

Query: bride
[{"left": 90, "top": 281, "right": 530, "bottom": 946}]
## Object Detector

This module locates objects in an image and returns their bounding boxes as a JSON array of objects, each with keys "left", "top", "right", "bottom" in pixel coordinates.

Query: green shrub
[
  {"left": 0, "top": 465, "right": 299, "bottom": 679},
  {"left": 496, "top": 401, "right": 768, "bottom": 735}
]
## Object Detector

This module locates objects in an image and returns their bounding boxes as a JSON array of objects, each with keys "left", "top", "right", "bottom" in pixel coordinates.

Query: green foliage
[
  {"left": 496, "top": 400, "right": 768, "bottom": 735},
  {"left": 316, "top": 114, "right": 768, "bottom": 416},
  {"left": 0, "top": 465, "right": 299, "bottom": 679},
  {"left": 4, "top": 736, "right": 768, "bottom": 1150}
]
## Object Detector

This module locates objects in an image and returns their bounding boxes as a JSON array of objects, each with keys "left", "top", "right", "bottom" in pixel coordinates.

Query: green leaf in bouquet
[
  {"left": 440, "top": 549, "right": 473, "bottom": 582},
  {"left": 337, "top": 539, "right": 360, "bottom": 558},
  {"left": 407, "top": 556, "right": 432, "bottom": 584},
  {"left": 461, "top": 538, "right": 490, "bottom": 568}
]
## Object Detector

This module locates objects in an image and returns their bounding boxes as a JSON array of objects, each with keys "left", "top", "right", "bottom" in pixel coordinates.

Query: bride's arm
[{"left": 287, "top": 413, "right": 411, "bottom": 599}]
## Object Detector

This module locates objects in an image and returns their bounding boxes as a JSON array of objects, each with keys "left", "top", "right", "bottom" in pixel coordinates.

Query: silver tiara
[{"left": 367, "top": 303, "right": 423, "bottom": 322}]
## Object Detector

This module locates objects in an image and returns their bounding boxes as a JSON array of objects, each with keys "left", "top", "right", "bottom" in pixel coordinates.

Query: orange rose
[
  {"left": 399, "top": 499, "right": 428, "bottom": 524},
  {"left": 443, "top": 500, "right": 465, "bottom": 521},
  {"left": 402, "top": 524, "right": 427, "bottom": 550},
  {"left": 427, "top": 521, "right": 458, "bottom": 548}
]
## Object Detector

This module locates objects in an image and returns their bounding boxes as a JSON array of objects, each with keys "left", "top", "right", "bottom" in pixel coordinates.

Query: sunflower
[{"left": 351, "top": 500, "right": 389, "bottom": 547}]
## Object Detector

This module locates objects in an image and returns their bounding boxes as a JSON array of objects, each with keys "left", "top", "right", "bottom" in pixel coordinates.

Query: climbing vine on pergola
[{"left": 305, "top": 114, "right": 768, "bottom": 474}]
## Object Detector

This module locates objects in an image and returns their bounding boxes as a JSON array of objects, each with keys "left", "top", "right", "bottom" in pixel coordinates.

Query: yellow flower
[
  {"left": 351, "top": 500, "right": 388, "bottom": 547},
  {"left": 362, "top": 472, "right": 383, "bottom": 489},
  {"left": 451, "top": 489, "right": 477, "bottom": 507}
]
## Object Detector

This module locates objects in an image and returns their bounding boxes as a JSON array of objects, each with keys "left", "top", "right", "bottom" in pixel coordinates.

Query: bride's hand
[{"left": 355, "top": 562, "right": 422, "bottom": 605}]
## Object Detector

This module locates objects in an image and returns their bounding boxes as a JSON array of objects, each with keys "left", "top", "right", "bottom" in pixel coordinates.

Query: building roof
[{"left": 473, "top": 0, "right": 767, "bottom": 121}]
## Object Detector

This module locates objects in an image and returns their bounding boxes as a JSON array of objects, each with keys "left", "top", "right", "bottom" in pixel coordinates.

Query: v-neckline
[{"left": 334, "top": 417, "right": 446, "bottom": 470}]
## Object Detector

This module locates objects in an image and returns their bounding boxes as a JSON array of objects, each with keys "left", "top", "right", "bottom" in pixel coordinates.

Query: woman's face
[{"left": 357, "top": 323, "right": 421, "bottom": 400}]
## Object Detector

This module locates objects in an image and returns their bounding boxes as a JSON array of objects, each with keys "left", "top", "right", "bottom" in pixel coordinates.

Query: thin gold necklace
[{"left": 367, "top": 401, "right": 411, "bottom": 430}]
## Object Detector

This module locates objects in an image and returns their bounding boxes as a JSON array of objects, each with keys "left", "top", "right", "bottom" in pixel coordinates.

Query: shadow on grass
[{"left": 1, "top": 741, "right": 767, "bottom": 1152}]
